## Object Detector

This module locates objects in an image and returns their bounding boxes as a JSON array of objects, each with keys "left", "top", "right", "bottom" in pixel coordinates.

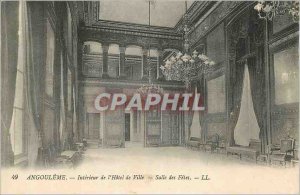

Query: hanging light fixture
[
  {"left": 137, "top": 0, "right": 164, "bottom": 96},
  {"left": 254, "top": 1, "right": 299, "bottom": 22},
  {"left": 160, "top": 1, "right": 216, "bottom": 89}
]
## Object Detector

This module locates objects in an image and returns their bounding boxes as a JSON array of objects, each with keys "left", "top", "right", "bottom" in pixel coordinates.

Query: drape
[
  {"left": 72, "top": 86, "right": 77, "bottom": 142},
  {"left": 248, "top": 57, "right": 265, "bottom": 144},
  {"left": 234, "top": 64, "right": 260, "bottom": 146},
  {"left": 59, "top": 53, "right": 66, "bottom": 147},
  {"left": 228, "top": 8, "right": 266, "bottom": 147},
  {"left": 17, "top": 1, "right": 44, "bottom": 166},
  {"left": 189, "top": 87, "right": 202, "bottom": 138},
  {"left": 228, "top": 60, "right": 245, "bottom": 145},
  {"left": 26, "top": 2, "right": 44, "bottom": 135},
  {"left": 25, "top": 2, "right": 46, "bottom": 166},
  {"left": 185, "top": 83, "right": 194, "bottom": 141},
  {"left": 1, "top": 1, "right": 19, "bottom": 166},
  {"left": 198, "top": 76, "right": 205, "bottom": 140}
]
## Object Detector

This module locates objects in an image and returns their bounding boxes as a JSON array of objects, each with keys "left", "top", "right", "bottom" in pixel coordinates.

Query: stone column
[
  {"left": 119, "top": 45, "right": 126, "bottom": 78},
  {"left": 142, "top": 48, "right": 148, "bottom": 80},
  {"left": 157, "top": 48, "right": 165, "bottom": 80},
  {"left": 101, "top": 43, "right": 109, "bottom": 78}
]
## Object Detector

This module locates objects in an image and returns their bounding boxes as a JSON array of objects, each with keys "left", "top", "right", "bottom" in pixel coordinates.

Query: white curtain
[
  {"left": 234, "top": 64, "right": 260, "bottom": 146},
  {"left": 189, "top": 87, "right": 202, "bottom": 138},
  {"left": 59, "top": 53, "right": 65, "bottom": 144},
  {"left": 73, "top": 85, "right": 77, "bottom": 141}
]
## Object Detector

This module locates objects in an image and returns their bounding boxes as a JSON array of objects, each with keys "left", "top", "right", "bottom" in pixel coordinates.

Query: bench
[
  {"left": 227, "top": 139, "right": 261, "bottom": 162},
  {"left": 55, "top": 150, "right": 81, "bottom": 168},
  {"left": 186, "top": 137, "right": 202, "bottom": 150}
]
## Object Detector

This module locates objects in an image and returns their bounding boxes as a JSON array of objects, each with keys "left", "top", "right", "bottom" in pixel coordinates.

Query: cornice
[
  {"left": 189, "top": 1, "right": 243, "bottom": 47},
  {"left": 81, "top": 26, "right": 182, "bottom": 41},
  {"left": 269, "top": 31, "right": 299, "bottom": 50},
  {"left": 91, "top": 20, "right": 182, "bottom": 40},
  {"left": 80, "top": 79, "right": 185, "bottom": 90}
]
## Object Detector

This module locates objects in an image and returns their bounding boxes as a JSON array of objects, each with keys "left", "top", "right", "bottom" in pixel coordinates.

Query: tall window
[
  {"left": 108, "top": 44, "right": 119, "bottom": 78},
  {"left": 67, "top": 4, "right": 72, "bottom": 52},
  {"left": 125, "top": 46, "right": 142, "bottom": 80},
  {"left": 45, "top": 19, "right": 55, "bottom": 97},
  {"left": 9, "top": 2, "right": 26, "bottom": 157},
  {"left": 274, "top": 45, "right": 299, "bottom": 105},
  {"left": 82, "top": 41, "right": 103, "bottom": 77}
]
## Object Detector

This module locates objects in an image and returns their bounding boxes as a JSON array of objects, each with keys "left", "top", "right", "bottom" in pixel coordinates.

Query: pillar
[
  {"left": 157, "top": 48, "right": 165, "bottom": 80},
  {"left": 119, "top": 45, "right": 126, "bottom": 78},
  {"left": 142, "top": 48, "right": 148, "bottom": 80},
  {"left": 101, "top": 43, "right": 109, "bottom": 78}
]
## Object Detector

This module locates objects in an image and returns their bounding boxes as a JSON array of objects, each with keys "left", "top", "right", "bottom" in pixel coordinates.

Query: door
[
  {"left": 87, "top": 113, "right": 100, "bottom": 139},
  {"left": 125, "top": 113, "right": 130, "bottom": 141}
]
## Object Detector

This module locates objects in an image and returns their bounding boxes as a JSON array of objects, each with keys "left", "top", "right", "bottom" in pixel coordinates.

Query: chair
[
  {"left": 269, "top": 138, "right": 295, "bottom": 166},
  {"left": 186, "top": 137, "right": 202, "bottom": 150},
  {"left": 291, "top": 148, "right": 299, "bottom": 167},
  {"left": 216, "top": 139, "right": 226, "bottom": 154},
  {"left": 204, "top": 134, "right": 219, "bottom": 153}
]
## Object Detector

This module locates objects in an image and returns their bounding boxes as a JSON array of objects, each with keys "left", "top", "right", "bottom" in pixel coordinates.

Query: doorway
[{"left": 87, "top": 113, "right": 100, "bottom": 139}]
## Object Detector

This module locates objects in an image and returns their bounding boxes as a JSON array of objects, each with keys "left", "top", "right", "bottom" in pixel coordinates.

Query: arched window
[
  {"left": 107, "top": 44, "right": 119, "bottom": 78},
  {"left": 125, "top": 45, "right": 142, "bottom": 80},
  {"left": 83, "top": 41, "right": 102, "bottom": 54},
  {"left": 149, "top": 49, "right": 158, "bottom": 80},
  {"left": 82, "top": 41, "right": 103, "bottom": 76}
]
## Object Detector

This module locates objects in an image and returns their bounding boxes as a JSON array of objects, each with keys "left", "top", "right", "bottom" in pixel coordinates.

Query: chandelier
[
  {"left": 137, "top": 1, "right": 163, "bottom": 96},
  {"left": 254, "top": 1, "right": 299, "bottom": 22},
  {"left": 160, "top": 1, "right": 215, "bottom": 89}
]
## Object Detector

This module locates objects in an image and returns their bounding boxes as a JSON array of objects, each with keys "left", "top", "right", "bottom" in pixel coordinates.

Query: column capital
[
  {"left": 102, "top": 43, "right": 109, "bottom": 53},
  {"left": 119, "top": 46, "right": 126, "bottom": 54},
  {"left": 142, "top": 48, "right": 149, "bottom": 56},
  {"left": 157, "top": 48, "right": 164, "bottom": 56}
]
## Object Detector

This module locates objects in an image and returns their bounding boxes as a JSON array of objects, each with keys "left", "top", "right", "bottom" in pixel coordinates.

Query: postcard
[{"left": 1, "top": 0, "right": 299, "bottom": 194}]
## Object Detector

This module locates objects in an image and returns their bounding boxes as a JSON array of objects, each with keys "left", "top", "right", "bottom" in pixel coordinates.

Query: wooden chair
[
  {"left": 204, "top": 134, "right": 219, "bottom": 153},
  {"left": 216, "top": 139, "right": 226, "bottom": 154},
  {"left": 291, "top": 148, "right": 299, "bottom": 167},
  {"left": 269, "top": 138, "right": 295, "bottom": 166},
  {"left": 186, "top": 137, "right": 202, "bottom": 150}
]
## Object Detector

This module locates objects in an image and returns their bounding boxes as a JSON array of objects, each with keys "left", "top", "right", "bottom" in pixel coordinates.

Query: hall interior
[{"left": 1, "top": 1, "right": 299, "bottom": 169}]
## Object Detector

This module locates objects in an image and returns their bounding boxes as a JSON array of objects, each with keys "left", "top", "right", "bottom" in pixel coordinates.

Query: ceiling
[{"left": 99, "top": 1, "right": 194, "bottom": 28}]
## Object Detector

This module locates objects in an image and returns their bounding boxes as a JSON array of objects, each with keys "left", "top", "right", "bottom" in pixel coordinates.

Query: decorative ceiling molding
[
  {"left": 79, "top": 26, "right": 183, "bottom": 51},
  {"left": 80, "top": 79, "right": 185, "bottom": 90},
  {"left": 174, "top": 1, "right": 217, "bottom": 32},
  {"left": 269, "top": 31, "right": 299, "bottom": 49},
  {"left": 189, "top": 1, "right": 243, "bottom": 47},
  {"left": 83, "top": 1, "right": 182, "bottom": 40},
  {"left": 93, "top": 20, "right": 182, "bottom": 40}
]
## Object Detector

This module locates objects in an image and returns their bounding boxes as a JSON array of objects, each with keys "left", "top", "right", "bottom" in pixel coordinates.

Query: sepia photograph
[{"left": 0, "top": 0, "right": 299, "bottom": 194}]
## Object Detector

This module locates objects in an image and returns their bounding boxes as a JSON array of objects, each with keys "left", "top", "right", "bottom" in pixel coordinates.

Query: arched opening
[
  {"left": 125, "top": 45, "right": 143, "bottom": 80},
  {"left": 82, "top": 41, "right": 103, "bottom": 77},
  {"left": 107, "top": 44, "right": 120, "bottom": 77}
]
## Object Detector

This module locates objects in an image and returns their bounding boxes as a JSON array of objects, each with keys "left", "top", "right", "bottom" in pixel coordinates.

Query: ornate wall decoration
[
  {"left": 80, "top": 27, "right": 182, "bottom": 51},
  {"left": 189, "top": 1, "right": 242, "bottom": 45}
]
